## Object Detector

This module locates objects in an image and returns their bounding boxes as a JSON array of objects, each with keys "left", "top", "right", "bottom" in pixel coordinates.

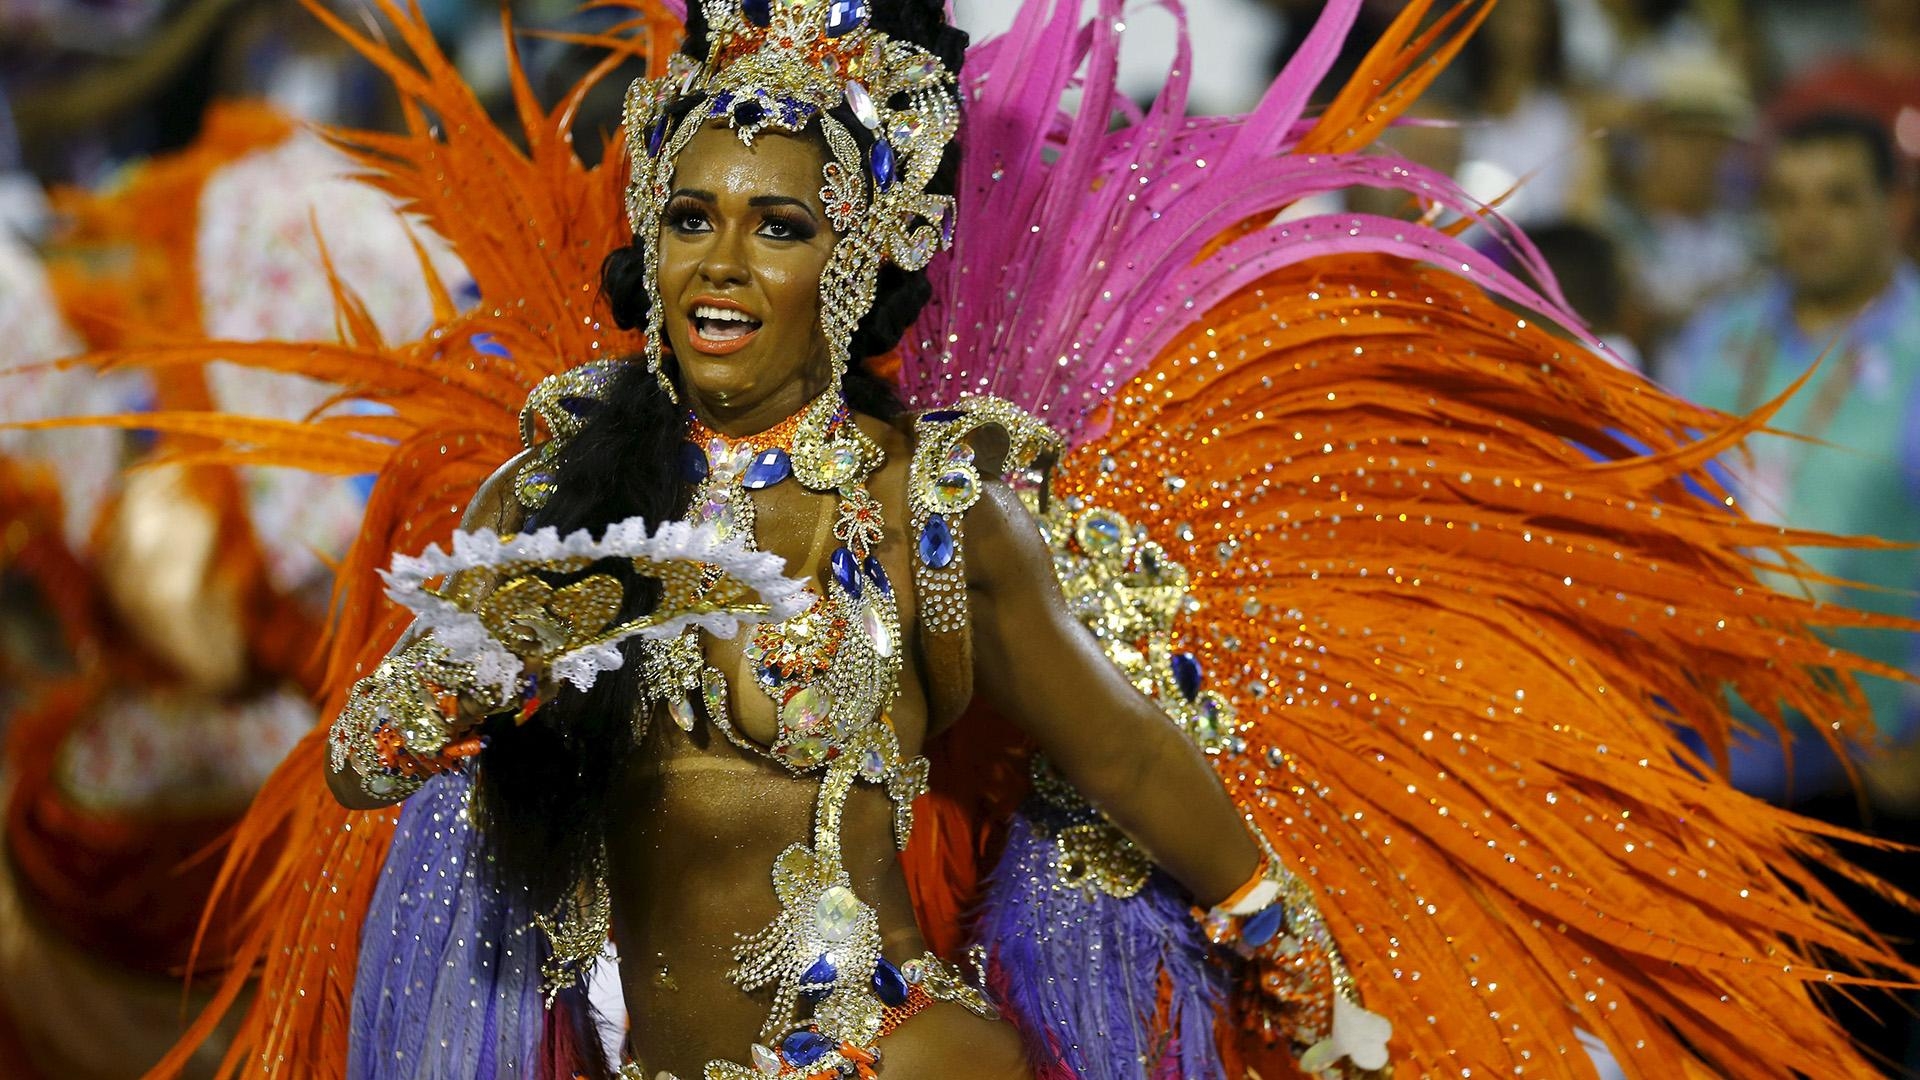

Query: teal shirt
[{"left": 1665, "top": 262, "right": 1920, "bottom": 797}]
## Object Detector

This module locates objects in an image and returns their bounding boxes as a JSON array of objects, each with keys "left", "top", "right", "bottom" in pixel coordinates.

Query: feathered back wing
[
  {"left": 79, "top": 4, "right": 672, "bottom": 1074},
  {"left": 911, "top": 1, "right": 1918, "bottom": 1077}
]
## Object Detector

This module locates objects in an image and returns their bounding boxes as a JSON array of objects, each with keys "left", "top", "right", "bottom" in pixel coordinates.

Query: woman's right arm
[{"left": 325, "top": 448, "right": 534, "bottom": 810}]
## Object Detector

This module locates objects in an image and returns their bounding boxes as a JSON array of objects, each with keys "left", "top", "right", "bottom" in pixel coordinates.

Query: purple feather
[
  {"left": 974, "top": 799, "right": 1228, "bottom": 1080},
  {"left": 350, "top": 770, "right": 546, "bottom": 1080}
]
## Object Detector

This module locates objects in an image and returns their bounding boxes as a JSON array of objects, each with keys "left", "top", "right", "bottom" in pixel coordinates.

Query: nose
[{"left": 697, "top": 222, "right": 749, "bottom": 288}]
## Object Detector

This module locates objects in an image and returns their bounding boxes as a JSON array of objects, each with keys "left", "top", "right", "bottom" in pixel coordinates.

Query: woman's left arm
[{"left": 965, "top": 480, "right": 1260, "bottom": 908}]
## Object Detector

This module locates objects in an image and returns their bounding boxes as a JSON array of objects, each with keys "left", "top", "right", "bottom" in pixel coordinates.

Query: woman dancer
[{"left": 87, "top": 0, "right": 1914, "bottom": 1078}]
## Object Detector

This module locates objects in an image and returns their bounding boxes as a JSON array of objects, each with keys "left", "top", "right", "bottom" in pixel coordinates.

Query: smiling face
[{"left": 657, "top": 124, "right": 840, "bottom": 430}]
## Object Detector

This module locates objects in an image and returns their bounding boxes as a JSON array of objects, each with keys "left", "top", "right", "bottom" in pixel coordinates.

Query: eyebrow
[{"left": 670, "top": 188, "right": 819, "bottom": 222}]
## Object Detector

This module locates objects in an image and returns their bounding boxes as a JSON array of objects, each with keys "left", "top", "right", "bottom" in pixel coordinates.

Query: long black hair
[{"left": 470, "top": 0, "right": 968, "bottom": 973}]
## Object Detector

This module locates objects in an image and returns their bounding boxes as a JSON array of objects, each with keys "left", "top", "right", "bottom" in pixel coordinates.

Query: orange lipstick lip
[
  {"left": 688, "top": 319, "right": 760, "bottom": 355},
  {"left": 686, "top": 297, "right": 760, "bottom": 356}
]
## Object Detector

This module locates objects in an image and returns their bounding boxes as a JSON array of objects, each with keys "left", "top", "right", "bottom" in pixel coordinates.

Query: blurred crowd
[
  {"left": 0, "top": 0, "right": 1917, "bottom": 1075},
  {"left": 4, "top": 1, "right": 1916, "bottom": 375}
]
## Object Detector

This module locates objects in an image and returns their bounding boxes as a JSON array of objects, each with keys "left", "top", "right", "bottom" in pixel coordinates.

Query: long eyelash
[
  {"left": 665, "top": 197, "right": 707, "bottom": 225},
  {"left": 763, "top": 210, "right": 817, "bottom": 240}
]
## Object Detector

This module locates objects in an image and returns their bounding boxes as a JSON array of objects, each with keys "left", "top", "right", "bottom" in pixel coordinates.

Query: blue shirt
[{"left": 1664, "top": 262, "right": 1920, "bottom": 800}]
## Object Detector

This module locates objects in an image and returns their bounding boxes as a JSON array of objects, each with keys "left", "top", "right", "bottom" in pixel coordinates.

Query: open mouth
[{"left": 688, "top": 303, "right": 763, "bottom": 353}]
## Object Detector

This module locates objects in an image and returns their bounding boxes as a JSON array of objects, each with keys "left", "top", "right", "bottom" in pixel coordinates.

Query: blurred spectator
[
  {"left": 1452, "top": 0, "right": 1603, "bottom": 225},
  {"left": 1665, "top": 112, "right": 1920, "bottom": 1075},
  {"left": 1589, "top": 0, "right": 1721, "bottom": 102},
  {"left": 1528, "top": 220, "right": 1646, "bottom": 369},
  {"left": 1770, "top": 0, "right": 1920, "bottom": 162},
  {"left": 1606, "top": 53, "right": 1759, "bottom": 347},
  {"left": 1769, "top": 0, "right": 1920, "bottom": 264},
  {"left": 1664, "top": 113, "right": 1920, "bottom": 802}
]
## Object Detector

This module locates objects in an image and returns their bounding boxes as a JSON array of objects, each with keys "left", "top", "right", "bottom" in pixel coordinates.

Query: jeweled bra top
[{"left": 600, "top": 387, "right": 1057, "bottom": 1079}]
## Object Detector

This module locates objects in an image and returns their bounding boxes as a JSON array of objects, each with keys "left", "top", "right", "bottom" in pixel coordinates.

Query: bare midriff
[
  {"left": 608, "top": 726, "right": 930, "bottom": 1079},
  {"left": 602, "top": 417, "right": 980, "bottom": 1079}
]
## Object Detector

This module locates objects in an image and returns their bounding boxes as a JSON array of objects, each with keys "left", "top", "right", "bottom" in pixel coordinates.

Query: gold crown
[{"left": 622, "top": 0, "right": 961, "bottom": 396}]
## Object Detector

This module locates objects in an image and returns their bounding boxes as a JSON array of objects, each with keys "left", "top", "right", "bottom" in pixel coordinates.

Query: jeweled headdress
[{"left": 622, "top": 0, "right": 961, "bottom": 400}]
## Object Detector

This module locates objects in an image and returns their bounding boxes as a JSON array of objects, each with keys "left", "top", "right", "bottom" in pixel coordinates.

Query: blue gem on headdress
[
  {"left": 824, "top": 0, "right": 867, "bottom": 38},
  {"left": 741, "top": 0, "right": 771, "bottom": 27},
  {"left": 917, "top": 514, "right": 954, "bottom": 568},
  {"left": 940, "top": 207, "right": 955, "bottom": 246},
  {"left": 863, "top": 553, "right": 891, "bottom": 594},
  {"left": 920, "top": 409, "right": 962, "bottom": 422},
  {"left": 647, "top": 114, "right": 670, "bottom": 156},
  {"left": 870, "top": 139, "right": 896, "bottom": 190},
  {"left": 1171, "top": 651, "right": 1202, "bottom": 701},
  {"left": 871, "top": 958, "right": 909, "bottom": 1007},
  {"left": 732, "top": 98, "right": 767, "bottom": 127},
  {"left": 781, "top": 1030, "right": 831, "bottom": 1068},
  {"left": 741, "top": 448, "right": 792, "bottom": 490}
]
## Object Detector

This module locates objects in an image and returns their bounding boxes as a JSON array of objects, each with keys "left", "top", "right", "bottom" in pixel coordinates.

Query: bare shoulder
[
  {"left": 964, "top": 480, "right": 1056, "bottom": 593},
  {"left": 855, "top": 410, "right": 914, "bottom": 470}
]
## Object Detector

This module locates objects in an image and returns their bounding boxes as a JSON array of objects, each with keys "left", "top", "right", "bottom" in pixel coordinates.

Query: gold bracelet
[{"left": 327, "top": 637, "right": 496, "bottom": 800}]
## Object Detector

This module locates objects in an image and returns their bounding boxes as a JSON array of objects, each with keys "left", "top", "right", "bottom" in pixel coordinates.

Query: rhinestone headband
[{"left": 622, "top": 0, "right": 961, "bottom": 400}]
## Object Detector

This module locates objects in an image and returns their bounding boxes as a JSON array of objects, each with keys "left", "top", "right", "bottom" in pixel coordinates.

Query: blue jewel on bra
[
  {"left": 741, "top": 0, "right": 771, "bottom": 27},
  {"left": 863, "top": 553, "right": 891, "bottom": 594},
  {"left": 920, "top": 409, "right": 963, "bottom": 422},
  {"left": 782, "top": 1029, "right": 831, "bottom": 1068},
  {"left": 799, "top": 954, "right": 838, "bottom": 1000},
  {"left": 918, "top": 514, "right": 954, "bottom": 568},
  {"left": 831, "top": 547, "right": 862, "bottom": 599},
  {"left": 871, "top": 958, "right": 909, "bottom": 1007},
  {"left": 1170, "top": 651, "right": 1202, "bottom": 701},
  {"left": 680, "top": 443, "right": 709, "bottom": 484},
  {"left": 1243, "top": 904, "right": 1285, "bottom": 948},
  {"left": 741, "top": 448, "right": 792, "bottom": 490}
]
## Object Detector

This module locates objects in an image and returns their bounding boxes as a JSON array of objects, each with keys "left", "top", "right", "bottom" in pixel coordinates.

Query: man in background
[
  {"left": 1665, "top": 110, "right": 1919, "bottom": 1072},
  {"left": 1607, "top": 54, "right": 1759, "bottom": 348}
]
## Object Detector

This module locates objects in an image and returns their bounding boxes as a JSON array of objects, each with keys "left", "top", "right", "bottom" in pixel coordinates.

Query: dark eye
[
  {"left": 759, "top": 213, "right": 816, "bottom": 242},
  {"left": 667, "top": 203, "right": 711, "bottom": 234}
]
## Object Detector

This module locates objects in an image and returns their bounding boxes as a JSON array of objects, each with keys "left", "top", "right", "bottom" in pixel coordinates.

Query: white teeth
[{"left": 693, "top": 305, "right": 756, "bottom": 323}]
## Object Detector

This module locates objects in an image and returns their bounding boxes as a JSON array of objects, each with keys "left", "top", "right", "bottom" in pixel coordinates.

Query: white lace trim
[{"left": 379, "top": 518, "right": 809, "bottom": 697}]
